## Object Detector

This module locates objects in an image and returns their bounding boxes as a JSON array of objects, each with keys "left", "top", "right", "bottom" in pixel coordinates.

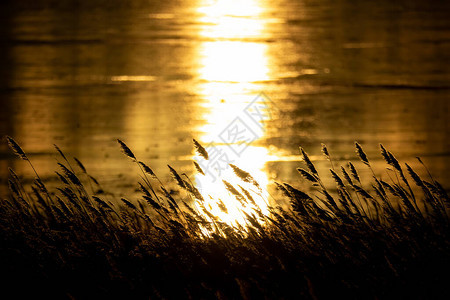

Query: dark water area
[{"left": 0, "top": 0, "right": 449, "bottom": 199}]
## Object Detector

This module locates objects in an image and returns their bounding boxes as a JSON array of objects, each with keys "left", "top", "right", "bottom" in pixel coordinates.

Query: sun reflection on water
[
  {"left": 192, "top": 0, "right": 275, "bottom": 228},
  {"left": 199, "top": 41, "right": 269, "bottom": 83},
  {"left": 197, "top": 0, "right": 265, "bottom": 40},
  {"left": 194, "top": 145, "right": 274, "bottom": 228}
]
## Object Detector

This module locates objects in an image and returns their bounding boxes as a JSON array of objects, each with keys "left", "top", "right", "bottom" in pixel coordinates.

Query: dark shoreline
[{"left": 1, "top": 139, "right": 449, "bottom": 299}]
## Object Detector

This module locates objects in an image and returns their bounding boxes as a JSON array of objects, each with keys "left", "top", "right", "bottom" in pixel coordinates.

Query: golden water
[{"left": 1, "top": 0, "right": 449, "bottom": 224}]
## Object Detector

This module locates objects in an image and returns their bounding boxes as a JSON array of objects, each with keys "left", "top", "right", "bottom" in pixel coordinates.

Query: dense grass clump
[{"left": 0, "top": 137, "right": 449, "bottom": 299}]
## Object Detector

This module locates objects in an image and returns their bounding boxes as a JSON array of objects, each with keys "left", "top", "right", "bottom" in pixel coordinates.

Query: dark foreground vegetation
[{"left": 1, "top": 136, "right": 449, "bottom": 299}]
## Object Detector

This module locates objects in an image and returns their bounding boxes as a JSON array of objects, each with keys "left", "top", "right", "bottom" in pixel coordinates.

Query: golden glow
[
  {"left": 197, "top": 0, "right": 265, "bottom": 40},
  {"left": 111, "top": 75, "right": 157, "bottom": 82},
  {"left": 199, "top": 41, "right": 269, "bottom": 83},
  {"left": 194, "top": 146, "right": 274, "bottom": 228},
  {"left": 196, "top": 0, "right": 270, "bottom": 88},
  {"left": 192, "top": 0, "right": 274, "bottom": 229}
]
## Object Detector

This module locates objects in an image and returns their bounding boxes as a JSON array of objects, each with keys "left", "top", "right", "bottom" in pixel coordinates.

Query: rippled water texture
[{"left": 0, "top": 0, "right": 449, "bottom": 200}]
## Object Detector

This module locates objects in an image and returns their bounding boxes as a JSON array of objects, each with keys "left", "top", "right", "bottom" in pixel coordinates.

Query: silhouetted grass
[{"left": 0, "top": 137, "right": 449, "bottom": 299}]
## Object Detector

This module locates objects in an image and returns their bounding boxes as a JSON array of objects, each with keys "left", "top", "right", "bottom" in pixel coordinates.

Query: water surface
[{"left": 1, "top": 0, "right": 449, "bottom": 204}]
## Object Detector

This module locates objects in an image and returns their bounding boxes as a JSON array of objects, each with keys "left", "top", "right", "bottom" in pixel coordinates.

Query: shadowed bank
[{"left": 0, "top": 137, "right": 449, "bottom": 299}]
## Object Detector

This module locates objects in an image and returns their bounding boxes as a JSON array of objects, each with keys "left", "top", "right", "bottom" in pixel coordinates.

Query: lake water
[{"left": 1, "top": 0, "right": 449, "bottom": 203}]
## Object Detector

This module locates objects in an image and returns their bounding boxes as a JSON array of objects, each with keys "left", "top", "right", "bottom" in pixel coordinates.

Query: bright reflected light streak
[
  {"left": 197, "top": 0, "right": 265, "bottom": 40},
  {"left": 192, "top": 0, "right": 275, "bottom": 229},
  {"left": 199, "top": 41, "right": 269, "bottom": 83},
  {"left": 194, "top": 146, "right": 275, "bottom": 228},
  {"left": 111, "top": 75, "right": 157, "bottom": 82}
]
